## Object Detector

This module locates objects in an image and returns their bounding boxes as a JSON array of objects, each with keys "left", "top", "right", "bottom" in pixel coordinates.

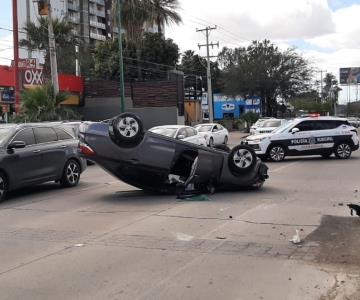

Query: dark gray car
[{"left": 0, "top": 123, "right": 87, "bottom": 202}]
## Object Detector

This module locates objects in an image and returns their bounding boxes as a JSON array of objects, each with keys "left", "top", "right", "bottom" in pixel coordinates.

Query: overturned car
[{"left": 79, "top": 113, "right": 269, "bottom": 195}]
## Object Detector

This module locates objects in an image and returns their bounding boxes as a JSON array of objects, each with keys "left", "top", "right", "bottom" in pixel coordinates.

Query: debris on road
[
  {"left": 289, "top": 230, "right": 302, "bottom": 244},
  {"left": 216, "top": 236, "right": 227, "bottom": 240},
  {"left": 347, "top": 204, "right": 360, "bottom": 217},
  {"left": 175, "top": 233, "right": 194, "bottom": 241}
]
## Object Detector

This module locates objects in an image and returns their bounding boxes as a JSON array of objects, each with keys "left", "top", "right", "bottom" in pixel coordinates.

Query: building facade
[{"left": 17, "top": 0, "right": 161, "bottom": 62}]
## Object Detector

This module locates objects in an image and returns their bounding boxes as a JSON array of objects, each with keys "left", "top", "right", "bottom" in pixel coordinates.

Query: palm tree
[
  {"left": 17, "top": 85, "right": 78, "bottom": 122},
  {"left": 20, "top": 18, "right": 79, "bottom": 76},
  {"left": 149, "top": 0, "right": 182, "bottom": 35}
]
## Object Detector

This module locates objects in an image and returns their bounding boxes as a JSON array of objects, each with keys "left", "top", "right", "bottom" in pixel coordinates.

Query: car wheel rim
[
  {"left": 337, "top": 144, "right": 351, "bottom": 158},
  {"left": 0, "top": 177, "right": 4, "bottom": 197},
  {"left": 270, "top": 146, "right": 285, "bottom": 161},
  {"left": 233, "top": 149, "right": 253, "bottom": 168},
  {"left": 224, "top": 136, "right": 228, "bottom": 144},
  {"left": 66, "top": 162, "right": 79, "bottom": 184},
  {"left": 118, "top": 117, "right": 139, "bottom": 138}
]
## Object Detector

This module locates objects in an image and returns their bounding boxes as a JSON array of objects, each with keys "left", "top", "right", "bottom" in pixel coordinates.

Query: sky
[{"left": 1, "top": 0, "right": 360, "bottom": 103}]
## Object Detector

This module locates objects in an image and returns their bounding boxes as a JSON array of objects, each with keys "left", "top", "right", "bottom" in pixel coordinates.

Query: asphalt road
[{"left": 1, "top": 135, "right": 360, "bottom": 300}]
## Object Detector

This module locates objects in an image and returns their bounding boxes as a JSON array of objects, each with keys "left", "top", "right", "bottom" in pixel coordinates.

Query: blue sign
[
  {"left": 213, "top": 94, "right": 261, "bottom": 119},
  {"left": 1, "top": 90, "right": 15, "bottom": 103}
]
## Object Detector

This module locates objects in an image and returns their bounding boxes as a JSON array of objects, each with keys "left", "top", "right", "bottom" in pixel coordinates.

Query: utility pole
[
  {"left": 12, "top": 0, "right": 20, "bottom": 113},
  {"left": 117, "top": 0, "right": 125, "bottom": 113},
  {"left": 318, "top": 69, "right": 327, "bottom": 101},
  {"left": 47, "top": 0, "right": 59, "bottom": 94},
  {"left": 197, "top": 26, "right": 218, "bottom": 123}
]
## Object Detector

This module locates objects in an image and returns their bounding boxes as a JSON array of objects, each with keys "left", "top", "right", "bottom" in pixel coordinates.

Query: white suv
[{"left": 244, "top": 117, "right": 359, "bottom": 161}]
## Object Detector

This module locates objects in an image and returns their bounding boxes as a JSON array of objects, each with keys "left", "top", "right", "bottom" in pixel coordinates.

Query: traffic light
[{"left": 38, "top": 0, "right": 49, "bottom": 16}]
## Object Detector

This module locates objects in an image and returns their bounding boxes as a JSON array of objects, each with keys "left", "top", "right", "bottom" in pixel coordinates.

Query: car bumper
[
  {"left": 241, "top": 141, "right": 267, "bottom": 155},
  {"left": 352, "top": 143, "right": 359, "bottom": 151}
]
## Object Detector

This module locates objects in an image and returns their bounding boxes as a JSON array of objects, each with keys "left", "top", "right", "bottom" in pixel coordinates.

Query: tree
[
  {"left": 92, "top": 32, "right": 179, "bottom": 80},
  {"left": 149, "top": 0, "right": 182, "bottom": 35},
  {"left": 218, "top": 40, "right": 313, "bottom": 116},
  {"left": 16, "top": 85, "right": 78, "bottom": 122},
  {"left": 290, "top": 90, "right": 331, "bottom": 114},
  {"left": 179, "top": 50, "right": 222, "bottom": 94},
  {"left": 20, "top": 18, "right": 79, "bottom": 76}
]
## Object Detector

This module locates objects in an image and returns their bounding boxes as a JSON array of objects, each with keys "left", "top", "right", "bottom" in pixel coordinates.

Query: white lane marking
[
  {"left": 269, "top": 161, "right": 298, "bottom": 173},
  {"left": 174, "top": 232, "right": 194, "bottom": 241}
]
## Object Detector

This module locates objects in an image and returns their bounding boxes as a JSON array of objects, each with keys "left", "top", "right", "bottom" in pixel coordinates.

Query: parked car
[
  {"left": 78, "top": 113, "right": 269, "bottom": 195},
  {"left": 149, "top": 125, "right": 207, "bottom": 146},
  {"left": 249, "top": 118, "right": 272, "bottom": 135},
  {"left": 347, "top": 117, "right": 360, "bottom": 128},
  {"left": 253, "top": 119, "right": 288, "bottom": 135},
  {"left": 194, "top": 123, "right": 229, "bottom": 147},
  {"left": 0, "top": 123, "right": 87, "bottom": 202},
  {"left": 244, "top": 117, "right": 359, "bottom": 161}
]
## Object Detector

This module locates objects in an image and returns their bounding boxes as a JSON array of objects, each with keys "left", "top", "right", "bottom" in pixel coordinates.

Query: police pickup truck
[{"left": 244, "top": 117, "right": 359, "bottom": 161}]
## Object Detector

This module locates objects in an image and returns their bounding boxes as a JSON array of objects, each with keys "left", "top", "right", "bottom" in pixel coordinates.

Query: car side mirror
[
  {"left": 177, "top": 135, "right": 185, "bottom": 140},
  {"left": 8, "top": 141, "right": 26, "bottom": 149},
  {"left": 212, "top": 128, "right": 218, "bottom": 132},
  {"left": 291, "top": 128, "right": 300, "bottom": 134}
]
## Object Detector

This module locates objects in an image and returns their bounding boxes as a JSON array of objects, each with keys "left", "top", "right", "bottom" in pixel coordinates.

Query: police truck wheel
[
  {"left": 228, "top": 145, "right": 257, "bottom": 175},
  {"left": 334, "top": 142, "right": 352, "bottom": 159},
  {"left": 268, "top": 145, "right": 286, "bottom": 162}
]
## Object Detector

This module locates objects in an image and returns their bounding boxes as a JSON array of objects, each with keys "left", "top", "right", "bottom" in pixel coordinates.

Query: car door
[
  {"left": 33, "top": 127, "right": 67, "bottom": 179},
  {"left": 4, "top": 128, "right": 45, "bottom": 187},
  {"left": 287, "top": 121, "right": 319, "bottom": 154}
]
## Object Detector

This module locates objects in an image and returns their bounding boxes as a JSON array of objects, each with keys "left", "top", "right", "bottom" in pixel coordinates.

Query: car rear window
[
  {"left": 34, "top": 127, "right": 58, "bottom": 143},
  {"left": 54, "top": 128, "right": 74, "bottom": 140},
  {"left": 261, "top": 120, "right": 281, "bottom": 127}
]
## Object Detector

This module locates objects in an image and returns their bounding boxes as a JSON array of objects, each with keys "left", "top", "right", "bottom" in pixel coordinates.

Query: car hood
[{"left": 246, "top": 133, "right": 273, "bottom": 140}]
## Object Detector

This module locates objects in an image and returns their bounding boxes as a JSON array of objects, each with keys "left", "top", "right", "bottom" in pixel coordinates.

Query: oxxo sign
[{"left": 22, "top": 69, "right": 44, "bottom": 87}]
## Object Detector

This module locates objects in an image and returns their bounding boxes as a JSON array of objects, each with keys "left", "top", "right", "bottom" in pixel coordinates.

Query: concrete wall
[{"left": 78, "top": 97, "right": 180, "bottom": 129}]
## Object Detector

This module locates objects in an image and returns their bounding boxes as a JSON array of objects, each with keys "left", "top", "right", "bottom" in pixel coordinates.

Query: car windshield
[
  {"left": 0, "top": 127, "right": 15, "bottom": 146},
  {"left": 195, "top": 125, "right": 213, "bottom": 132},
  {"left": 260, "top": 120, "right": 281, "bottom": 128},
  {"left": 149, "top": 127, "right": 178, "bottom": 138},
  {"left": 272, "top": 120, "right": 296, "bottom": 133}
]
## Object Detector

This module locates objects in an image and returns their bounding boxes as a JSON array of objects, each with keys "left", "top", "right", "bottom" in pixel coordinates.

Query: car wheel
[
  {"left": 110, "top": 113, "right": 143, "bottom": 146},
  {"left": 213, "top": 144, "right": 231, "bottom": 153},
  {"left": 208, "top": 137, "right": 214, "bottom": 147},
  {"left": 61, "top": 159, "right": 81, "bottom": 187},
  {"left": 334, "top": 142, "right": 352, "bottom": 159},
  {"left": 268, "top": 145, "right": 286, "bottom": 162},
  {"left": 228, "top": 145, "right": 257, "bottom": 174},
  {"left": 0, "top": 172, "right": 8, "bottom": 202},
  {"left": 223, "top": 136, "right": 228, "bottom": 145}
]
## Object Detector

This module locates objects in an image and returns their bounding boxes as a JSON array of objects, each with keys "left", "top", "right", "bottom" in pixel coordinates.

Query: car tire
[
  {"left": 228, "top": 145, "right": 257, "bottom": 175},
  {"left": 60, "top": 159, "right": 81, "bottom": 188},
  {"left": 334, "top": 142, "right": 352, "bottom": 159},
  {"left": 223, "top": 136, "right": 228, "bottom": 145},
  {"left": 213, "top": 144, "right": 231, "bottom": 153},
  {"left": 268, "top": 144, "right": 286, "bottom": 162},
  {"left": 0, "top": 171, "right": 8, "bottom": 202},
  {"left": 208, "top": 137, "right": 214, "bottom": 148},
  {"left": 110, "top": 113, "right": 143, "bottom": 147}
]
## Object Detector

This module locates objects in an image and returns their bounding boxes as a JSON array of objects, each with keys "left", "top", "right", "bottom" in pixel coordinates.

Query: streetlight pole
[
  {"left": 47, "top": 0, "right": 59, "bottom": 94},
  {"left": 12, "top": 0, "right": 20, "bottom": 113},
  {"left": 117, "top": 0, "right": 125, "bottom": 113}
]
